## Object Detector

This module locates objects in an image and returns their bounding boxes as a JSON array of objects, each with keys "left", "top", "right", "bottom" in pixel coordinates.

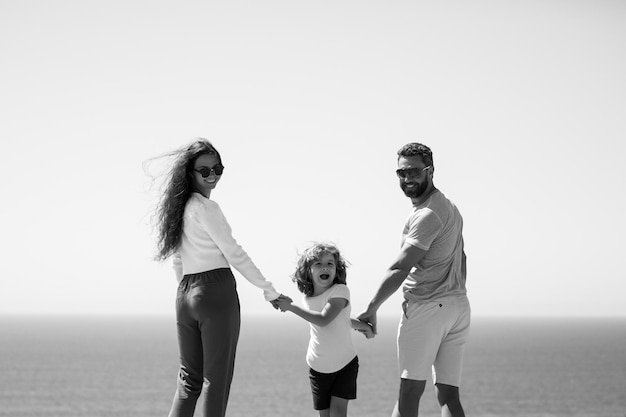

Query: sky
[{"left": 1, "top": 0, "right": 625, "bottom": 318}]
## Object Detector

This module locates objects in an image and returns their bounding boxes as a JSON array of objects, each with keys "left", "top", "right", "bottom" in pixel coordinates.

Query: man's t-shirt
[{"left": 402, "top": 190, "right": 467, "bottom": 302}]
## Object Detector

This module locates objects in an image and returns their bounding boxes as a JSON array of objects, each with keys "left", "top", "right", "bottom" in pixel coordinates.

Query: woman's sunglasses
[{"left": 193, "top": 164, "right": 225, "bottom": 177}]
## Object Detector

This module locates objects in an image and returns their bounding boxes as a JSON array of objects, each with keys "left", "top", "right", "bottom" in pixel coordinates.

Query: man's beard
[{"left": 401, "top": 181, "right": 428, "bottom": 198}]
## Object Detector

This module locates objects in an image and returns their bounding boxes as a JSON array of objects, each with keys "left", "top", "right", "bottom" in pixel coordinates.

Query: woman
[{"left": 153, "top": 139, "right": 283, "bottom": 417}]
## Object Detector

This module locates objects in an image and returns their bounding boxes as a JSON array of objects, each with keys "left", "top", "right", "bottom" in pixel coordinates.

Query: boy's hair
[{"left": 292, "top": 242, "right": 349, "bottom": 296}]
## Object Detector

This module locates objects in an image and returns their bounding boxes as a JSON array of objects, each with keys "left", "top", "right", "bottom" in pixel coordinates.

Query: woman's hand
[{"left": 271, "top": 294, "right": 293, "bottom": 312}]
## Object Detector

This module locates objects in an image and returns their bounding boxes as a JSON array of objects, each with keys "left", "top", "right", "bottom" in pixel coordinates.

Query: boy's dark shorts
[{"left": 309, "top": 356, "right": 359, "bottom": 410}]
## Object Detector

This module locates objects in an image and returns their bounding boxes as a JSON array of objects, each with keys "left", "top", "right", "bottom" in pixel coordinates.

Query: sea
[{"left": 0, "top": 315, "right": 624, "bottom": 417}]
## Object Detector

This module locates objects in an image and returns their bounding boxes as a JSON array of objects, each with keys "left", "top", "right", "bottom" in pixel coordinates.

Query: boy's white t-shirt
[{"left": 303, "top": 284, "right": 357, "bottom": 373}]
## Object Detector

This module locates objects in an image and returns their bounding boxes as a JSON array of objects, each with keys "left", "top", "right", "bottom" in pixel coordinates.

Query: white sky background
[{"left": 1, "top": 0, "right": 625, "bottom": 317}]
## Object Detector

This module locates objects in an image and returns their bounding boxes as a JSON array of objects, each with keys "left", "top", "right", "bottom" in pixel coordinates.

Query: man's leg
[
  {"left": 396, "top": 301, "right": 441, "bottom": 417},
  {"left": 391, "top": 378, "right": 426, "bottom": 417},
  {"left": 432, "top": 296, "right": 470, "bottom": 417},
  {"left": 435, "top": 383, "right": 465, "bottom": 417}
]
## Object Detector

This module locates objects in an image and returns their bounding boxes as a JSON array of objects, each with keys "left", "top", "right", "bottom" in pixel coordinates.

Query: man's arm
[{"left": 357, "top": 244, "right": 427, "bottom": 333}]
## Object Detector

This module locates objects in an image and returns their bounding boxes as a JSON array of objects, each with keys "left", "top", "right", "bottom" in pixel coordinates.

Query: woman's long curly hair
[
  {"left": 153, "top": 139, "right": 222, "bottom": 261},
  {"left": 292, "top": 242, "right": 349, "bottom": 296}
]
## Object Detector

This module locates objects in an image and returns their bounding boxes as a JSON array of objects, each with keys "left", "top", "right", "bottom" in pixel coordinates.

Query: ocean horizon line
[{"left": 1, "top": 313, "right": 625, "bottom": 320}]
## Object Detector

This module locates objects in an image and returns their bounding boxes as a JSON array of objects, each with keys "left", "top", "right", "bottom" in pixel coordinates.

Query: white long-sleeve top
[{"left": 172, "top": 193, "right": 280, "bottom": 301}]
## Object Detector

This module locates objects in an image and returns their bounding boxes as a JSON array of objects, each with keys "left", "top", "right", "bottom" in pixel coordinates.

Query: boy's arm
[{"left": 282, "top": 298, "right": 348, "bottom": 327}]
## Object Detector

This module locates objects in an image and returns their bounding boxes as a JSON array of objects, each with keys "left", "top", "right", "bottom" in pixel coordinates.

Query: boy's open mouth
[{"left": 320, "top": 274, "right": 330, "bottom": 280}]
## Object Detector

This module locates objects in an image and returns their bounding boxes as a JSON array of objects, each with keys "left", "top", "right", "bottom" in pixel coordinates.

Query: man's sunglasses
[
  {"left": 193, "top": 164, "right": 225, "bottom": 177},
  {"left": 395, "top": 166, "right": 431, "bottom": 179}
]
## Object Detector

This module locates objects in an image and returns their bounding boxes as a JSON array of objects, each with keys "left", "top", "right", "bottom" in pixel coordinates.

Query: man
[{"left": 358, "top": 143, "right": 471, "bottom": 417}]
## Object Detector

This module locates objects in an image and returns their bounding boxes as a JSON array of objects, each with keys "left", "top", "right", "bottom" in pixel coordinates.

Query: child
[{"left": 276, "top": 242, "right": 373, "bottom": 417}]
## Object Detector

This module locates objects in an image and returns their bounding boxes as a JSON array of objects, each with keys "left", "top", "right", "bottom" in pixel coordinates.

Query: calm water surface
[{"left": 0, "top": 316, "right": 624, "bottom": 417}]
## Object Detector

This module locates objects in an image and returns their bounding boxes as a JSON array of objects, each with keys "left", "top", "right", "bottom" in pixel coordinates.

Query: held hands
[
  {"left": 270, "top": 294, "right": 292, "bottom": 310},
  {"left": 357, "top": 322, "right": 375, "bottom": 339},
  {"left": 357, "top": 309, "right": 378, "bottom": 336},
  {"left": 271, "top": 294, "right": 293, "bottom": 312}
]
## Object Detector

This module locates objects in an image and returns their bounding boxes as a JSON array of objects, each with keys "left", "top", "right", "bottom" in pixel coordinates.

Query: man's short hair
[{"left": 397, "top": 143, "right": 433, "bottom": 167}]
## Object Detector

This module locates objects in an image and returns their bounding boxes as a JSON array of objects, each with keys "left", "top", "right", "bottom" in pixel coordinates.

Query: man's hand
[
  {"left": 357, "top": 309, "right": 378, "bottom": 335},
  {"left": 359, "top": 322, "right": 375, "bottom": 339}
]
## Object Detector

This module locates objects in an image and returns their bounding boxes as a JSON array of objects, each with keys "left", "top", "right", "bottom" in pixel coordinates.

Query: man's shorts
[
  {"left": 398, "top": 295, "right": 471, "bottom": 387},
  {"left": 309, "top": 356, "right": 359, "bottom": 410}
]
